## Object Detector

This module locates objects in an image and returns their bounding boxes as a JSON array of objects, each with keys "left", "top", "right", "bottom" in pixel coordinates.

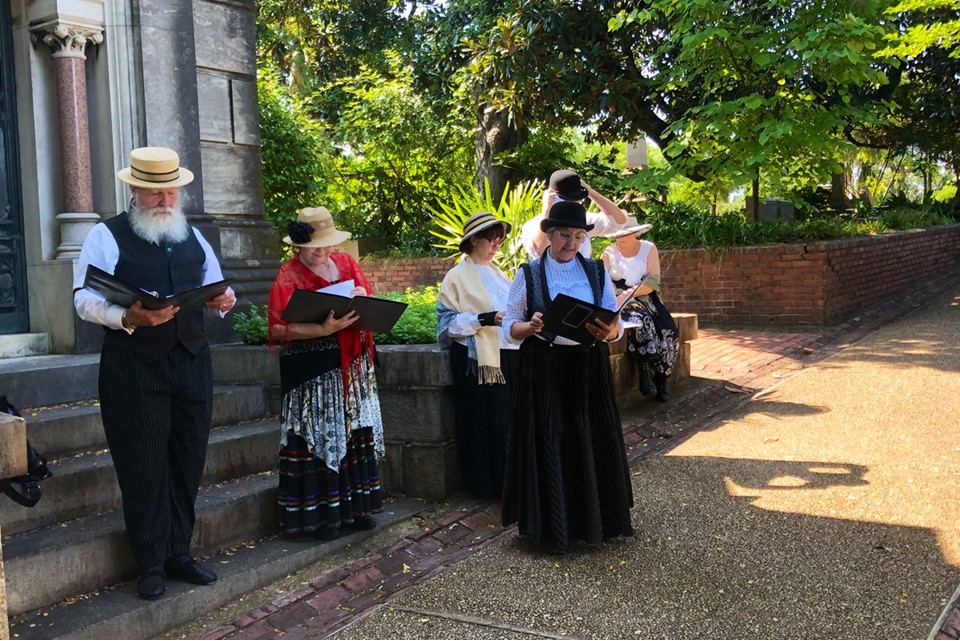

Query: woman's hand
[
  {"left": 495, "top": 311, "right": 505, "bottom": 327},
  {"left": 585, "top": 315, "right": 618, "bottom": 342},
  {"left": 615, "top": 290, "right": 632, "bottom": 308},
  {"left": 319, "top": 309, "right": 359, "bottom": 336},
  {"left": 527, "top": 312, "right": 544, "bottom": 336},
  {"left": 349, "top": 286, "right": 366, "bottom": 298},
  {"left": 510, "top": 311, "right": 544, "bottom": 340}
]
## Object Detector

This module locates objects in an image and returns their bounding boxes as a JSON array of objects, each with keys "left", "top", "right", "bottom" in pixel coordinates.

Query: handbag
[{"left": 0, "top": 396, "right": 52, "bottom": 508}]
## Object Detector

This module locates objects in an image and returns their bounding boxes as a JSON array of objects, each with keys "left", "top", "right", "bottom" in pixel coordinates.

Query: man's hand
[
  {"left": 125, "top": 300, "right": 179, "bottom": 328},
  {"left": 205, "top": 289, "right": 236, "bottom": 313}
]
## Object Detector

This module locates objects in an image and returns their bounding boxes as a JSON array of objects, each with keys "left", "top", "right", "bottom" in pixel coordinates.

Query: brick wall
[
  {"left": 359, "top": 225, "right": 960, "bottom": 324},
  {"left": 660, "top": 225, "right": 960, "bottom": 324},
  {"left": 359, "top": 257, "right": 451, "bottom": 294}
]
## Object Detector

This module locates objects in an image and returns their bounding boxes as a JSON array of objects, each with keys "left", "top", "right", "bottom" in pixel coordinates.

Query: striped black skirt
[{"left": 502, "top": 338, "right": 634, "bottom": 553}]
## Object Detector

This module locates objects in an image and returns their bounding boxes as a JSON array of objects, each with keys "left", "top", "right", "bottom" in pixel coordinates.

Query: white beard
[{"left": 129, "top": 205, "right": 191, "bottom": 246}]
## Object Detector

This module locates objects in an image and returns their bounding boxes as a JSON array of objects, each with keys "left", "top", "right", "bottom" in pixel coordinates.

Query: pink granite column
[
  {"left": 52, "top": 54, "right": 93, "bottom": 213},
  {"left": 35, "top": 24, "right": 103, "bottom": 258}
]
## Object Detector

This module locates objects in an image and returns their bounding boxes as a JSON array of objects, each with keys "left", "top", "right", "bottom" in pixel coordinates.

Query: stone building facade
[{"left": 1, "top": 0, "right": 276, "bottom": 353}]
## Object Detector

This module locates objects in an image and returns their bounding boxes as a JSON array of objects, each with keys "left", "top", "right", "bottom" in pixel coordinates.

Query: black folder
[
  {"left": 540, "top": 282, "right": 640, "bottom": 344},
  {"left": 83, "top": 265, "right": 232, "bottom": 310},
  {"left": 280, "top": 289, "right": 408, "bottom": 334}
]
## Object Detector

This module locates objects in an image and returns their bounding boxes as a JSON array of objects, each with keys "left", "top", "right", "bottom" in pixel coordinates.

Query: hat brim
[
  {"left": 458, "top": 220, "right": 512, "bottom": 254},
  {"left": 117, "top": 167, "right": 195, "bottom": 189},
  {"left": 541, "top": 219, "right": 595, "bottom": 233},
  {"left": 283, "top": 229, "right": 352, "bottom": 248},
  {"left": 557, "top": 188, "right": 589, "bottom": 201},
  {"left": 607, "top": 223, "right": 653, "bottom": 238}
]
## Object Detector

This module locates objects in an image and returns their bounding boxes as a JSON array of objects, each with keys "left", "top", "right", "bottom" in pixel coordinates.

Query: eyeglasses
[{"left": 555, "top": 230, "right": 587, "bottom": 244}]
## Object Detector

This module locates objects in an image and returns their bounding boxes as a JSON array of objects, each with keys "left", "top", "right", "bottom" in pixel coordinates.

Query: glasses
[{"left": 555, "top": 230, "right": 587, "bottom": 244}]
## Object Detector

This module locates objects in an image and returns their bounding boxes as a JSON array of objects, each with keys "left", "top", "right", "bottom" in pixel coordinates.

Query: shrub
[
  {"left": 233, "top": 304, "right": 269, "bottom": 345},
  {"left": 374, "top": 285, "right": 439, "bottom": 345}
]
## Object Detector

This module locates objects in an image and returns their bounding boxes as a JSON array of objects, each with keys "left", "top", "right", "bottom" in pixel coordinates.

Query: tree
[{"left": 459, "top": 0, "right": 902, "bottom": 210}]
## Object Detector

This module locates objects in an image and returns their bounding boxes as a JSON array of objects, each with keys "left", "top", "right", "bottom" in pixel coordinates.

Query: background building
[{"left": 1, "top": 0, "right": 276, "bottom": 354}]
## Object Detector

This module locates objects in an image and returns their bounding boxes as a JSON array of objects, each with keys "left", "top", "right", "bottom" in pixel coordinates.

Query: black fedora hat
[
  {"left": 540, "top": 200, "right": 595, "bottom": 233},
  {"left": 549, "top": 169, "right": 589, "bottom": 201}
]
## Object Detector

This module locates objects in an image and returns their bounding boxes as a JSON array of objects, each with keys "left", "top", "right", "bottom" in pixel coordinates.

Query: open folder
[
  {"left": 83, "top": 265, "right": 231, "bottom": 310},
  {"left": 540, "top": 282, "right": 641, "bottom": 344},
  {"left": 280, "top": 289, "right": 408, "bottom": 334}
]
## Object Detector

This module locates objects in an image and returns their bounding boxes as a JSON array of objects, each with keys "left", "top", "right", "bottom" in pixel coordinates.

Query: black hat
[
  {"left": 549, "top": 170, "right": 589, "bottom": 201},
  {"left": 540, "top": 200, "right": 595, "bottom": 233}
]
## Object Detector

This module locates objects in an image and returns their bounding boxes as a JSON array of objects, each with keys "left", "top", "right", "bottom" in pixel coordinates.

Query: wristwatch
[{"left": 121, "top": 310, "right": 136, "bottom": 333}]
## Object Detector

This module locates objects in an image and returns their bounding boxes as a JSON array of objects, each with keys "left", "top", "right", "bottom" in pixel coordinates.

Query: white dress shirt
[
  {"left": 73, "top": 223, "right": 231, "bottom": 331},
  {"left": 521, "top": 212, "right": 624, "bottom": 261}
]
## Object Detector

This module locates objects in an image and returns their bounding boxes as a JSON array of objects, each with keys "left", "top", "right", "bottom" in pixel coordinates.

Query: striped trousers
[{"left": 99, "top": 343, "right": 213, "bottom": 570}]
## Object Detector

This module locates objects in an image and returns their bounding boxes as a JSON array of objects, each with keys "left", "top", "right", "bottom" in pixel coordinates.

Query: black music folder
[
  {"left": 83, "top": 265, "right": 232, "bottom": 310},
  {"left": 540, "top": 282, "right": 640, "bottom": 344},
  {"left": 280, "top": 289, "right": 408, "bottom": 334}
]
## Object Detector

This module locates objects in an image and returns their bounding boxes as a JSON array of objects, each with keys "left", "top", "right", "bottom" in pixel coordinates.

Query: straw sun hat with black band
[{"left": 458, "top": 212, "right": 512, "bottom": 254}]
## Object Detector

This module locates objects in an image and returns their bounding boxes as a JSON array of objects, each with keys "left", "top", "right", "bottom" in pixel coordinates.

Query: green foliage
[
  {"left": 374, "top": 286, "right": 439, "bottom": 345},
  {"left": 428, "top": 179, "right": 542, "bottom": 276},
  {"left": 232, "top": 305, "right": 269, "bottom": 345},
  {"left": 258, "top": 71, "right": 329, "bottom": 250},
  {"left": 639, "top": 201, "right": 958, "bottom": 249}
]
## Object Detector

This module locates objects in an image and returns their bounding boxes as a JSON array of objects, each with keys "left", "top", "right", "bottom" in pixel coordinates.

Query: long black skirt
[
  {"left": 278, "top": 427, "right": 383, "bottom": 535},
  {"left": 622, "top": 292, "right": 679, "bottom": 376},
  {"left": 450, "top": 343, "right": 520, "bottom": 499},
  {"left": 502, "top": 338, "right": 634, "bottom": 553}
]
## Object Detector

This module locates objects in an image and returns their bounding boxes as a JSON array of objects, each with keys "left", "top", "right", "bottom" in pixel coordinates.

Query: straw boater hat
[
  {"left": 458, "top": 212, "right": 512, "bottom": 254},
  {"left": 606, "top": 215, "right": 653, "bottom": 239},
  {"left": 117, "top": 147, "right": 194, "bottom": 189},
  {"left": 283, "top": 206, "right": 352, "bottom": 248},
  {"left": 540, "top": 200, "right": 595, "bottom": 233}
]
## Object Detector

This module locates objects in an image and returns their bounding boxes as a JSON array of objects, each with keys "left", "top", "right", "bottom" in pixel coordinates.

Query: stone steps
[
  {"left": 0, "top": 354, "right": 100, "bottom": 408},
  {"left": 0, "top": 419, "right": 279, "bottom": 535},
  {"left": 2, "top": 472, "right": 279, "bottom": 616},
  {"left": 20, "top": 383, "right": 269, "bottom": 459},
  {"left": 7, "top": 498, "right": 427, "bottom": 640}
]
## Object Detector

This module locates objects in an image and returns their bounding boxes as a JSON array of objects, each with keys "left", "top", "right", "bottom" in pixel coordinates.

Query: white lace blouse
[{"left": 503, "top": 252, "right": 624, "bottom": 346}]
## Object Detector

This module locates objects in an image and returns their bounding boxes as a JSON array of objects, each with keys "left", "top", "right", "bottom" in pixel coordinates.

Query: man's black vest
[{"left": 101, "top": 213, "right": 207, "bottom": 357}]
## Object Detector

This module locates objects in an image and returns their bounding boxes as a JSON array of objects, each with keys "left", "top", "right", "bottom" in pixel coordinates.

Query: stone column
[{"left": 34, "top": 23, "right": 103, "bottom": 259}]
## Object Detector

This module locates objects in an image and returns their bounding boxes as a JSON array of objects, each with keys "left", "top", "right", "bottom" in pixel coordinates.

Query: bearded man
[{"left": 73, "top": 147, "right": 236, "bottom": 600}]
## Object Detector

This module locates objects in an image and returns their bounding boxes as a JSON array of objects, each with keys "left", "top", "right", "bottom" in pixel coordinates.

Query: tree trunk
[
  {"left": 750, "top": 171, "right": 760, "bottom": 224},
  {"left": 830, "top": 171, "right": 846, "bottom": 211},
  {"left": 475, "top": 104, "right": 528, "bottom": 204}
]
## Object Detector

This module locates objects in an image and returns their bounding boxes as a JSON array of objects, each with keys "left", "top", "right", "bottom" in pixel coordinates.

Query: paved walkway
[{"left": 178, "top": 269, "right": 960, "bottom": 641}]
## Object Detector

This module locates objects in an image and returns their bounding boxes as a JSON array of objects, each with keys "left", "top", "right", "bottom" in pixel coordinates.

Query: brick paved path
[{"left": 195, "top": 263, "right": 960, "bottom": 641}]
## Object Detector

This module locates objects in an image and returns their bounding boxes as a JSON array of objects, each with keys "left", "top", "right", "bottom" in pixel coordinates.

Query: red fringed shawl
[{"left": 268, "top": 253, "right": 376, "bottom": 396}]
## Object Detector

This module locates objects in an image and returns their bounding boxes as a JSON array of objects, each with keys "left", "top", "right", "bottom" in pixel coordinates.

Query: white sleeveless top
[{"left": 603, "top": 240, "right": 654, "bottom": 287}]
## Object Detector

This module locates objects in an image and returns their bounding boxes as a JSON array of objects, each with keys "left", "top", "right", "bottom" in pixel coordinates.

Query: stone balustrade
[{"left": 212, "top": 311, "right": 697, "bottom": 501}]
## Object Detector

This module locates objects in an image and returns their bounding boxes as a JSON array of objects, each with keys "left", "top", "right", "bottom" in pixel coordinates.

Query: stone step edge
[{"left": 8, "top": 498, "right": 429, "bottom": 641}]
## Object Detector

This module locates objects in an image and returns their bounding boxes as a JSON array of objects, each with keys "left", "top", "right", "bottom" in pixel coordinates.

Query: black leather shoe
[
  {"left": 654, "top": 373, "right": 670, "bottom": 402},
  {"left": 164, "top": 555, "right": 218, "bottom": 585},
  {"left": 349, "top": 515, "right": 377, "bottom": 531},
  {"left": 638, "top": 364, "right": 655, "bottom": 396},
  {"left": 137, "top": 566, "right": 165, "bottom": 600}
]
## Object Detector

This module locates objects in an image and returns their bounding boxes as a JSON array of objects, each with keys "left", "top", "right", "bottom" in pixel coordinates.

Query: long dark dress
[
  {"left": 501, "top": 254, "right": 634, "bottom": 553},
  {"left": 449, "top": 343, "right": 520, "bottom": 498}
]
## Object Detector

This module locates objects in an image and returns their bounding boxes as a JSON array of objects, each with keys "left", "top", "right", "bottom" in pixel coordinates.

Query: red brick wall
[
  {"left": 360, "top": 257, "right": 451, "bottom": 294},
  {"left": 359, "top": 225, "right": 960, "bottom": 324},
  {"left": 660, "top": 225, "right": 960, "bottom": 324}
]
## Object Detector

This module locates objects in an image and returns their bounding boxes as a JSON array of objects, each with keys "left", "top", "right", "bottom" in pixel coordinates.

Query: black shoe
[
  {"left": 313, "top": 525, "right": 343, "bottom": 541},
  {"left": 638, "top": 364, "right": 655, "bottom": 396},
  {"left": 654, "top": 372, "right": 670, "bottom": 402},
  {"left": 164, "top": 555, "right": 218, "bottom": 585},
  {"left": 349, "top": 515, "right": 377, "bottom": 531},
  {"left": 137, "top": 566, "right": 165, "bottom": 600}
]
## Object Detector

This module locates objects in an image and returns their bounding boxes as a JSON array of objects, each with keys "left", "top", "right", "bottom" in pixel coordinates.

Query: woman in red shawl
[{"left": 268, "top": 206, "right": 384, "bottom": 540}]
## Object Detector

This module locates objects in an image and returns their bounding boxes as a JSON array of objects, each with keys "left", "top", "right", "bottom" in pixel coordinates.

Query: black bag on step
[{"left": 0, "top": 395, "right": 52, "bottom": 508}]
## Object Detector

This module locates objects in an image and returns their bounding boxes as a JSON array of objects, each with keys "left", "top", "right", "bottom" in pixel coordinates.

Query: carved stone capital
[{"left": 32, "top": 23, "right": 103, "bottom": 60}]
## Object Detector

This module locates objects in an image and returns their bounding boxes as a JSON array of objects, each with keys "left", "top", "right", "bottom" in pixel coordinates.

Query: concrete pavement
[{"left": 187, "top": 274, "right": 960, "bottom": 640}]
